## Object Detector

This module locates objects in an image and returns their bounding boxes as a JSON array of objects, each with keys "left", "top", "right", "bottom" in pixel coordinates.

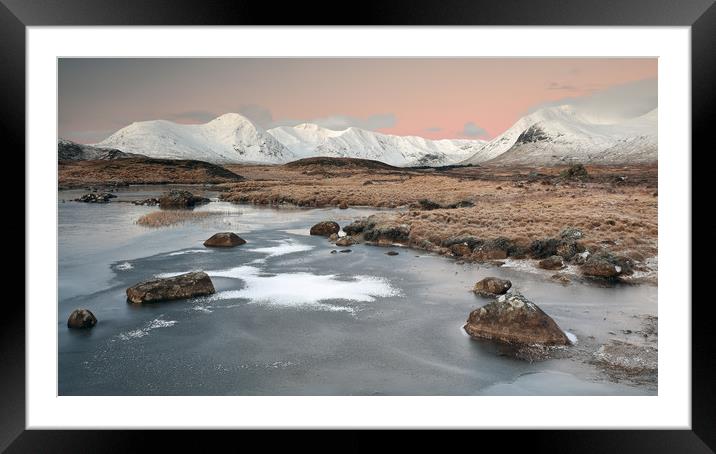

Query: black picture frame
[{"left": 6, "top": 0, "right": 714, "bottom": 451}]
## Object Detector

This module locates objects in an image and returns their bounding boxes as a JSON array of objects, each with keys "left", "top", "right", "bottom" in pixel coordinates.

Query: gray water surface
[{"left": 58, "top": 186, "right": 657, "bottom": 396}]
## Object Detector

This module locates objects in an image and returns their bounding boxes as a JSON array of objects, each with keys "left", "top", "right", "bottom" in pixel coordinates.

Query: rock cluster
[{"left": 74, "top": 192, "right": 117, "bottom": 203}]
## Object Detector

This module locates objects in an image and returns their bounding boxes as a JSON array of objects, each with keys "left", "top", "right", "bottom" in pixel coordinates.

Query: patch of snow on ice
[
  {"left": 167, "top": 249, "right": 212, "bottom": 256},
  {"left": 564, "top": 331, "right": 578, "bottom": 345},
  {"left": 117, "top": 317, "right": 177, "bottom": 341},
  {"left": 207, "top": 265, "right": 400, "bottom": 313},
  {"left": 248, "top": 239, "right": 314, "bottom": 258}
]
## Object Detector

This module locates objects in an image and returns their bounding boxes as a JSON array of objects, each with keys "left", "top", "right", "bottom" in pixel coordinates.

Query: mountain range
[{"left": 82, "top": 107, "right": 656, "bottom": 167}]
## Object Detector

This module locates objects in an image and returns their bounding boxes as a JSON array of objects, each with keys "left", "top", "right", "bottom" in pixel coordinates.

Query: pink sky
[{"left": 59, "top": 58, "right": 657, "bottom": 143}]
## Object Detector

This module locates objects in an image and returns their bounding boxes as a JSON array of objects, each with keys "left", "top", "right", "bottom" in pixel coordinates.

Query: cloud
[
  {"left": 529, "top": 77, "right": 657, "bottom": 121},
  {"left": 546, "top": 82, "right": 577, "bottom": 91},
  {"left": 240, "top": 106, "right": 397, "bottom": 131},
  {"left": 461, "top": 121, "right": 489, "bottom": 138},
  {"left": 166, "top": 110, "right": 217, "bottom": 123},
  {"left": 63, "top": 129, "right": 119, "bottom": 144},
  {"left": 238, "top": 105, "right": 274, "bottom": 128},
  {"left": 302, "top": 113, "right": 397, "bottom": 131},
  {"left": 424, "top": 126, "right": 442, "bottom": 132}
]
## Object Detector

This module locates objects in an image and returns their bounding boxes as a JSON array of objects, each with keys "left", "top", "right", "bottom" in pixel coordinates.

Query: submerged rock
[
  {"left": 593, "top": 340, "right": 657, "bottom": 376},
  {"left": 464, "top": 291, "right": 569, "bottom": 346},
  {"left": 538, "top": 255, "right": 565, "bottom": 270},
  {"left": 159, "top": 190, "right": 210, "bottom": 209},
  {"left": 67, "top": 308, "right": 97, "bottom": 329},
  {"left": 310, "top": 221, "right": 340, "bottom": 236},
  {"left": 203, "top": 232, "right": 246, "bottom": 247},
  {"left": 339, "top": 249, "right": 352, "bottom": 253},
  {"left": 126, "top": 271, "right": 215, "bottom": 304},
  {"left": 472, "top": 277, "right": 512, "bottom": 296},
  {"left": 385, "top": 250, "right": 399, "bottom": 256}
]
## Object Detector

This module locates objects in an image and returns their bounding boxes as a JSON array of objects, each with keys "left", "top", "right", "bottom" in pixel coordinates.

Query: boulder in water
[
  {"left": 126, "top": 271, "right": 215, "bottom": 304},
  {"left": 310, "top": 221, "right": 340, "bottom": 236},
  {"left": 472, "top": 277, "right": 512, "bottom": 297},
  {"left": 159, "top": 190, "right": 210, "bottom": 209},
  {"left": 464, "top": 291, "right": 569, "bottom": 346},
  {"left": 67, "top": 309, "right": 97, "bottom": 329},
  {"left": 203, "top": 232, "right": 246, "bottom": 247}
]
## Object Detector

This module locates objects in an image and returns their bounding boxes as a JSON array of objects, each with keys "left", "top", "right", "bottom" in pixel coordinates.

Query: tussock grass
[{"left": 136, "top": 210, "right": 217, "bottom": 227}]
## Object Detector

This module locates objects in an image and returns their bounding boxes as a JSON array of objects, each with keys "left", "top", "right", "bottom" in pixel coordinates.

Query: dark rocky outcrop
[
  {"left": 580, "top": 252, "right": 634, "bottom": 279},
  {"left": 58, "top": 138, "right": 140, "bottom": 162},
  {"left": 203, "top": 232, "right": 246, "bottom": 247},
  {"left": 310, "top": 221, "right": 340, "bottom": 236},
  {"left": 74, "top": 192, "right": 117, "bottom": 203},
  {"left": 472, "top": 277, "right": 512, "bottom": 297},
  {"left": 529, "top": 238, "right": 561, "bottom": 259},
  {"left": 560, "top": 227, "right": 583, "bottom": 241},
  {"left": 538, "top": 255, "right": 565, "bottom": 270},
  {"left": 67, "top": 308, "right": 97, "bottom": 329},
  {"left": 343, "top": 219, "right": 367, "bottom": 235},
  {"left": 126, "top": 271, "right": 215, "bottom": 304},
  {"left": 159, "top": 190, "right": 210, "bottom": 209},
  {"left": 335, "top": 236, "right": 355, "bottom": 247},
  {"left": 559, "top": 164, "right": 589, "bottom": 180},
  {"left": 385, "top": 251, "right": 399, "bottom": 256},
  {"left": 464, "top": 291, "right": 569, "bottom": 346},
  {"left": 472, "top": 237, "right": 517, "bottom": 261}
]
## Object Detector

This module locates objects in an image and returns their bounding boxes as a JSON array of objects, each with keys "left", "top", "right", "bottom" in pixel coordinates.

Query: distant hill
[
  {"left": 283, "top": 156, "right": 401, "bottom": 171},
  {"left": 58, "top": 157, "right": 244, "bottom": 188},
  {"left": 58, "top": 139, "right": 143, "bottom": 161}
]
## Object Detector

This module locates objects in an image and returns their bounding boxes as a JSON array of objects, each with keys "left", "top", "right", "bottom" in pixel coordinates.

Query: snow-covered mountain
[
  {"left": 461, "top": 105, "right": 657, "bottom": 165},
  {"left": 96, "top": 113, "right": 296, "bottom": 164},
  {"left": 95, "top": 113, "right": 483, "bottom": 167},
  {"left": 268, "top": 123, "right": 485, "bottom": 167},
  {"left": 93, "top": 107, "right": 656, "bottom": 167}
]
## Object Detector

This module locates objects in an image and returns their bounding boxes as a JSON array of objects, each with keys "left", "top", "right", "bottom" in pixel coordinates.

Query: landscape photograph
[{"left": 58, "top": 57, "right": 658, "bottom": 396}]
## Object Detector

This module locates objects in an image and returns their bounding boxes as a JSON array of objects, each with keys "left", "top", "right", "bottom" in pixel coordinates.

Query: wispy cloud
[
  {"left": 239, "top": 105, "right": 397, "bottom": 131},
  {"left": 461, "top": 121, "right": 489, "bottom": 138},
  {"left": 166, "top": 110, "right": 217, "bottom": 123},
  {"left": 528, "top": 77, "right": 657, "bottom": 121}
]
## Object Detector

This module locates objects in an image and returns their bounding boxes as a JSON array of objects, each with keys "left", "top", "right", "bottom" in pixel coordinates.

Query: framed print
[{"left": 6, "top": 0, "right": 714, "bottom": 450}]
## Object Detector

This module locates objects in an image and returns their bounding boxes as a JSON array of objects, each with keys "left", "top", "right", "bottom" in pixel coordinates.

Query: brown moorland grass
[
  {"left": 221, "top": 163, "right": 658, "bottom": 264},
  {"left": 136, "top": 210, "right": 217, "bottom": 227},
  {"left": 59, "top": 157, "right": 244, "bottom": 189}
]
